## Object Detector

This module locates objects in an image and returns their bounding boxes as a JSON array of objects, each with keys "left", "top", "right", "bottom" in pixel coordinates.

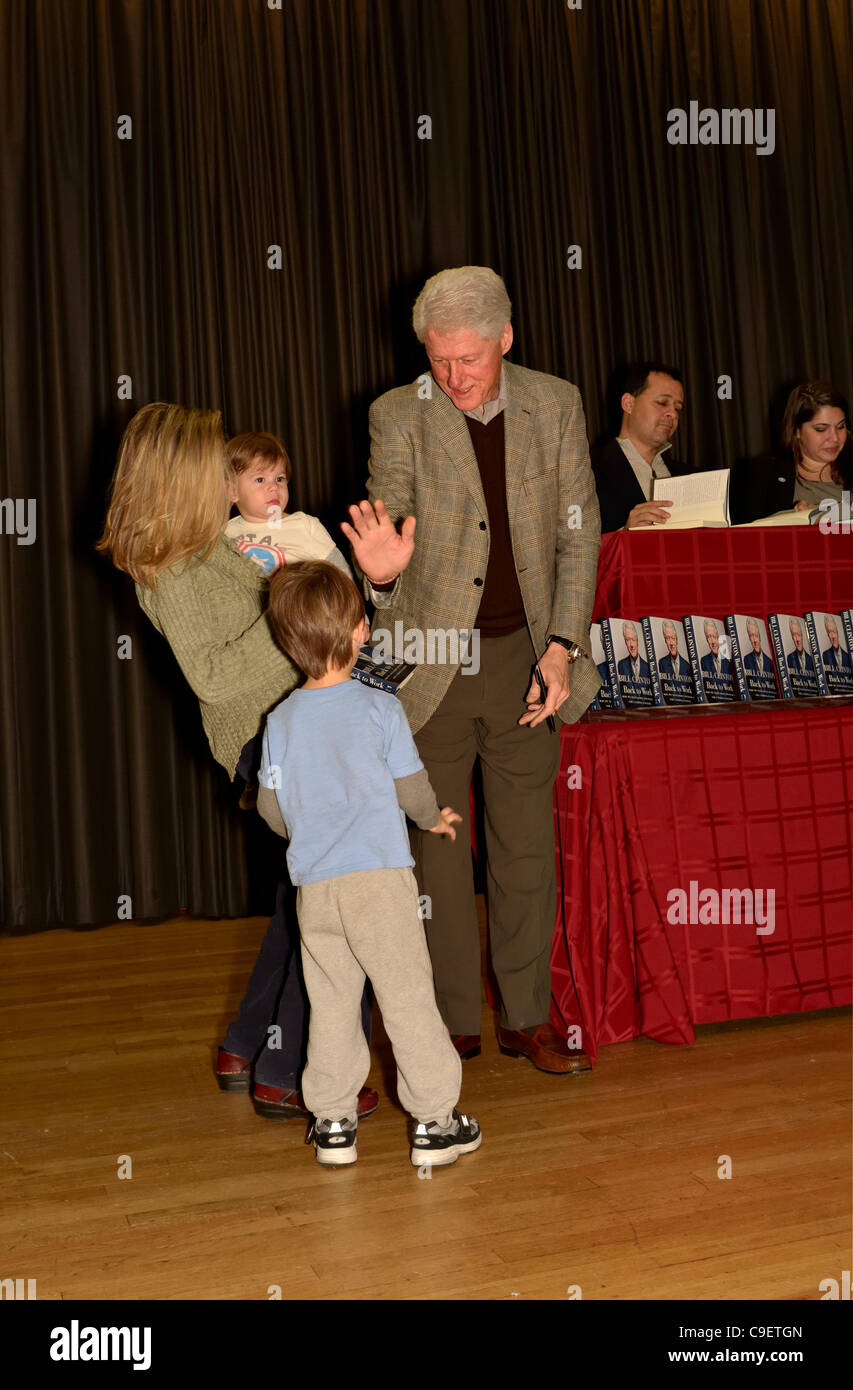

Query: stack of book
[{"left": 590, "top": 610, "right": 853, "bottom": 709}]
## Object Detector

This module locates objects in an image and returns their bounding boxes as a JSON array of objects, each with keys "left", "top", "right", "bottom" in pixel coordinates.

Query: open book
[
  {"left": 651, "top": 469, "right": 730, "bottom": 528},
  {"left": 733, "top": 507, "right": 813, "bottom": 528}
]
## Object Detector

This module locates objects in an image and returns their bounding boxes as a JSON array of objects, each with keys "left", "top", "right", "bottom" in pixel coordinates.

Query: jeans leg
[{"left": 223, "top": 880, "right": 303, "bottom": 1086}]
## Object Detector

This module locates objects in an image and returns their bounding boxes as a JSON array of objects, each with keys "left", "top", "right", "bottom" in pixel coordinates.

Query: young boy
[
  {"left": 256, "top": 560, "right": 482, "bottom": 1169},
  {"left": 225, "top": 432, "right": 351, "bottom": 578}
]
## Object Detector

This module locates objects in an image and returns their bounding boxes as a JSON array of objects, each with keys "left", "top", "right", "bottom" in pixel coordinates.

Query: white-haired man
[
  {"left": 743, "top": 619, "right": 774, "bottom": 675},
  {"left": 822, "top": 614, "right": 852, "bottom": 671},
  {"left": 659, "top": 621, "right": 691, "bottom": 678},
  {"left": 787, "top": 617, "right": 815, "bottom": 675},
  {"left": 616, "top": 621, "right": 651, "bottom": 681},
  {"left": 699, "top": 619, "right": 731, "bottom": 679},
  {"left": 342, "top": 266, "right": 601, "bottom": 1074}
]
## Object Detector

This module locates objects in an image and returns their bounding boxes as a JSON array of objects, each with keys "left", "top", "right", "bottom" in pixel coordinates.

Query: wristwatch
[{"left": 545, "top": 635, "right": 583, "bottom": 663}]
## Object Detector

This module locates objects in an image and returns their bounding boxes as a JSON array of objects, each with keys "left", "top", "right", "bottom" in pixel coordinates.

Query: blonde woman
[{"left": 98, "top": 402, "right": 377, "bottom": 1121}]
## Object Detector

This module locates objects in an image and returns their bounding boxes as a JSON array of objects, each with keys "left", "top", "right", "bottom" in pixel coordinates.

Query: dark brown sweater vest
[{"left": 465, "top": 412, "right": 526, "bottom": 637}]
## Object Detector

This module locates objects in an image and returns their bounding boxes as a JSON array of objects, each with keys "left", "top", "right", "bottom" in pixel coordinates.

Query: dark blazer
[
  {"left": 659, "top": 653, "right": 691, "bottom": 677},
  {"left": 729, "top": 445, "right": 853, "bottom": 525},
  {"left": 744, "top": 651, "right": 774, "bottom": 674},
  {"left": 617, "top": 655, "right": 651, "bottom": 679},
  {"left": 728, "top": 455, "right": 795, "bottom": 525},
  {"left": 787, "top": 648, "right": 815, "bottom": 672},
  {"left": 590, "top": 437, "right": 692, "bottom": 533},
  {"left": 823, "top": 645, "right": 852, "bottom": 670},
  {"left": 700, "top": 653, "right": 731, "bottom": 676}
]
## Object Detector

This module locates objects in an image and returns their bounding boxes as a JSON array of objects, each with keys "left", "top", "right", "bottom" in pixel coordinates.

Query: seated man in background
[{"left": 591, "top": 362, "right": 692, "bottom": 532}]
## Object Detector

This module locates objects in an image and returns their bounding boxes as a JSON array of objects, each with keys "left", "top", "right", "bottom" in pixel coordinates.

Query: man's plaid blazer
[{"left": 364, "top": 358, "right": 602, "bottom": 734}]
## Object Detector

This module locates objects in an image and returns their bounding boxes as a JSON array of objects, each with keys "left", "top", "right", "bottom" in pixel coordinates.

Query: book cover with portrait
[
  {"left": 351, "top": 645, "right": 416, "bottom": 695},
  {"left": 589, "top": 622, "right": 621, "bottom": 710},
  {"left": 600, "top": 618, "right": 656, "bottom": 709},
  {"left": 767, "top": 614, "right": 821, "bottom": 698},
  {"left": 641, "top": 617, "right": 697, "bottom": 706},
  {"left": 725, "top": 615, "right": 778, "bottom": 701},
  {"left": 682, "top": 616, "right": 737, "bottom": 703},
  {"left": 804, "top": 612, "right": 853, "bottom": 696}
]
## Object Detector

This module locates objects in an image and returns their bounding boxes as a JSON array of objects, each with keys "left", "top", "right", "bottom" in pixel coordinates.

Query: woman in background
[
  {"left": 730, "top": 380, "right": 850, "bottom": 524},
  {"left": 97, "top": 402, "right": 376, "bottom": 1122}
]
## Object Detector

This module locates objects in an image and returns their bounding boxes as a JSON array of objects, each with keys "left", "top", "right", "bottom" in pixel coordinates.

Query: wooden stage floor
[{"left": 0, "top": 909, "right": 849, "bottom": 1302}]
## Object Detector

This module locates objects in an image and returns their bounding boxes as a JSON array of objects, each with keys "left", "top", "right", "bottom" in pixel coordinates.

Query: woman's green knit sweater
[{"left": 136, "top": 537, "right": 299, "bottom": 777}]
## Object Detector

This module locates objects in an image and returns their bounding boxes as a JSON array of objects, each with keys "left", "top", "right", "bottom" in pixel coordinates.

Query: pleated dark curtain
[{"left": 1, "top": 0, "right": 851, "bottom": 930}]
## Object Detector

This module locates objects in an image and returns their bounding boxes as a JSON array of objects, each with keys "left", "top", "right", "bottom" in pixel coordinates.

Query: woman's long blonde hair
[{"left": 97, "top": 402, "right": 231, "bottom": 588}]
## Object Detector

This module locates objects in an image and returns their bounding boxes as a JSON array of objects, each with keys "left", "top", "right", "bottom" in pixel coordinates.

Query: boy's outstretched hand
[{"left": 429, "top": 806, "right": 462, "bottom": 840}]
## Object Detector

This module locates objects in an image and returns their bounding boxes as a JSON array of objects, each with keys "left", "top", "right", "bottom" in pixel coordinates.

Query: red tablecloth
[
  {"left": 593, "top": 524, "right": 853, "bottom": 620},
  {"left": 549, "top": 527, "right": 853, "bottom": 1060}
]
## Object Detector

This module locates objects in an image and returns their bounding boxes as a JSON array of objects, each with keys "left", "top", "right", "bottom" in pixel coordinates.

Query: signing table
[{"left": 549, "top": 526, "right": 853, "bottom": 1061}]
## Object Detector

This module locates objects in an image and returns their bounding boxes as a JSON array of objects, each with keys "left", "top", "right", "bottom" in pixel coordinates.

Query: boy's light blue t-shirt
[{"left": 260, "top": 681, "right": 424, "bottom": 885}]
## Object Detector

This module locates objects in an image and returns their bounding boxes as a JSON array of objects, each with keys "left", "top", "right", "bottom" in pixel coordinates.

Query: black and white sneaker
[
  {"left": 410, "top": 1109, "right": 482, "bottom": 1167},
  {"left": 306, "top": 1117, "right": 358, "bottom": 1166}
]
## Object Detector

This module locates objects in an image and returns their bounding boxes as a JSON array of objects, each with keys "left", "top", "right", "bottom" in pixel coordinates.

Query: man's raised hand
[{"left": 340, "top": 499, "right": 416, "bottom": 584}]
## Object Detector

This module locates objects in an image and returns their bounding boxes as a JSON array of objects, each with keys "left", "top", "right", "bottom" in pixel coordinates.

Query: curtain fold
[{"left": 1, "top": 0, "right": 850, "bottom": 929}]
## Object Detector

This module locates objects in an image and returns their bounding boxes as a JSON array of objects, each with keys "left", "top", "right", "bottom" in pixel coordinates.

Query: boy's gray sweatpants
[{"left": 297, "top": 865, "right": 462, "bottom": 1125}]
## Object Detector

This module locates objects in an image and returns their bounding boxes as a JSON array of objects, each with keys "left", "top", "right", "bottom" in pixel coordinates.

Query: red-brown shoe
[
  {"left": 252, "top": 1084, "right": 380, "bottom": 1121},
  {"left": 497, "top": 1023, "right": 592, "bottom": 1074},
  {"left": 451, "top": 1034, "right": 482, "bottom": 1060},
  {"left": 356, "top": 1087, "right": 380, "bottom": 1119},
  {"left": 215, "top": 1047, "right": 253, "bottom": 1092}
]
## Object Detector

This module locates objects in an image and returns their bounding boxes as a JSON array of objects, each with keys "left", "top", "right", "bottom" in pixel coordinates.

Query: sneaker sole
[
  {"left": 315, "top": 1145, "right": 358, "bottom": 1166},
  {"left": 410, "top": 1132, "right": 482, "bottom": 1167}
]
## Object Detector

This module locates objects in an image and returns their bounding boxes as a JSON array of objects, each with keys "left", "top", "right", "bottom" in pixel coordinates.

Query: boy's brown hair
[
  {"left": 268, "top": 561, "right": 364, "bottom": 679},
  {"left": 226, "top": 431, "right": 292, "bottom": 481}
]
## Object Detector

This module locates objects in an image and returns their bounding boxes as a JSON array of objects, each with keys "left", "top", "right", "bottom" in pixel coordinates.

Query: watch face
[{"left": 549, "top": 637, "right": 580, "bottom": 660}]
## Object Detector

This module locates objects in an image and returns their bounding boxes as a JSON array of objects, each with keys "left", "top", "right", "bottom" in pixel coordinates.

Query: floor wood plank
[{"left": 0, "top": 909, "right": 849, "bottom": 1301}]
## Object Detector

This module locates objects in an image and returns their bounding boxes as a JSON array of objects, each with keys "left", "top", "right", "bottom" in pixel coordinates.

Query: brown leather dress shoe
[
  {"left": 215, "top": 1047, "right": 253, "bottom": 1092},
  {"left": 451, "top": 1034, "right": 481, "bottom": 1060},
  {"left": 497, "top": 1022, "right": 592, "bottom": 1074},
  {"left": 252, "top": 1084, "right": 380, "bottom": 1121}
]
